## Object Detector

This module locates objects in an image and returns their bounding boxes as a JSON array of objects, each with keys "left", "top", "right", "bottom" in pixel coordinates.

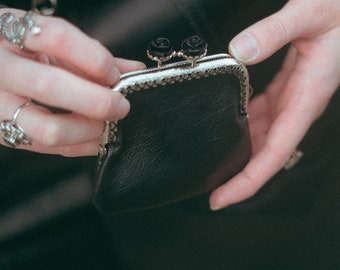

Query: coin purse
[{"left": 93, "top": 37, "right": 251, "bottom": 214}]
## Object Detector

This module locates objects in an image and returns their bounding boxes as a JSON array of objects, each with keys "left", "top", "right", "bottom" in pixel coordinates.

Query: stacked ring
[
  {"left": 284, "top": 150, "right": 304, "bottom": 170},
  {"left": 0, "top": 102, "right": 33, "bottom": 147},
  {"left": 0, "top": 11, "right": 41, "bottom": 50}
]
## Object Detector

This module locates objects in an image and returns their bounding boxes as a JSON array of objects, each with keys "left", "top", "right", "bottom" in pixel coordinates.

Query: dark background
[{"left": 1, "top": 1, "right": 339, "bottom": 269}]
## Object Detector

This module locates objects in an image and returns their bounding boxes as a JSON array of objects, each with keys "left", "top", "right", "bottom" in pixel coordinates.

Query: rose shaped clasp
[
  {"left": 147, "top": 37, "right": 176, "bottom": 67},
  {"left": 146, "top": 36, "right": 208, "bottom": 67},
  {"left": 178, "top": 35, "right": 208, "bottom": 67}
]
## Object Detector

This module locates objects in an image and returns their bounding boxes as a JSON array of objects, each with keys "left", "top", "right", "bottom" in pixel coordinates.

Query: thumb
[{"left": 228, "top": 0, "right": 326, "bottom": 64}]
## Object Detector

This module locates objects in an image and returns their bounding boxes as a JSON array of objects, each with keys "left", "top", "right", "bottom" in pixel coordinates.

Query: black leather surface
[
  {"left": 104, "top": 92, "right": 340, "bottom": 270},
  {"left": 94, "top": 73, "right": 251, "bottom": 213}
]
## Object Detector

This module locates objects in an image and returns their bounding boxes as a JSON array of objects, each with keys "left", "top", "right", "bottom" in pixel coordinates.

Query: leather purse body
[{"left": 94, "top": 53, "right": 251, "bottom": 214}]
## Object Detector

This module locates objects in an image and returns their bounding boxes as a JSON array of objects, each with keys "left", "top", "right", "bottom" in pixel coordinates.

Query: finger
[
  {"left": 25, "top": 13, "right": 120, "bottom": 85},
  {"left": 0, "top": 91, "right": 102, "bottom": 157},
  {"left": 1, "top": 9, "right": 145, "bottom": 85},
  {"left": 48, "top": 57, "right": 146, "bottom": 84},
  {"left": 0, "top": 50, "right": 129, "bottom": 121},
  {"left": 263, "top": 46, "right": 298, "bottom": 108},
  {"left": 209, "top": 107, "right": 309, "bottom": 211},
  {"left": 248, "top": 46, "right": 298, "bottom": 152},
  {"left": 0, "top": 91, "right": 103, "bottom": 146},
  {"left": 210, "top": 43, "right": 339, "bottom": 210},
  {"left": 115, "top": 57, "right": 146, "bottom": 74},
  {"left": 49, "top": 141, "right": 100, "bottom": 157},
  {"left": 248, "top": 46, "right": 297, "bottom": 123},
  {"left": 228, "top": 0, "right": 337, "bottom": 64},
  {"left": 18, "top": 140, "right": 100, "bottom": 157},
  {"left": 17, "top": 107, "right": 104, "bottom": 147},
  {"left": 1, "top": 9, "right": 119, "bottom": 85},
  {"left": 0, "top": 91, "right": 102, "bottom": 156}
]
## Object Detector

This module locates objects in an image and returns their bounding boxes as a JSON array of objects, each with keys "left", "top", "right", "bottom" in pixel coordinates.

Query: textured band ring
[
  {"left": 0, "top": 102, "right": 33, "bottom": 147},
  {"left": 284, "top": 150, "right": 303, "bottom": 170},
  {"left": 0, "top": 11, "right": 41, "bottom": 50}
]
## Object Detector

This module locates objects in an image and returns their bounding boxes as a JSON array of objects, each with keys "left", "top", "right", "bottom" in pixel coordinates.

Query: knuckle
[
  {"left": 90, "top": 40, "right": 113, "bottom": 72},
  {"left": 268, "top": 17, "right": 289, "bottom": 44},
  {"left": 30, "top": 70, "right": 52, "bottom": 97},
  {"left": 37, "top": 121, "right": 61, "bottom": 146}
]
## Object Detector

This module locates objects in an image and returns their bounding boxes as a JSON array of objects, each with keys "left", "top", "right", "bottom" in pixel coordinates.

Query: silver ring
[
  {"left": 284, "top": 150, "right": 303, "bottom": 170},
  {"left": 0, "top": 11, "right": 41, "bottom": 50},
  {"left": 0, "top": 102, "right": 33, "bottom": 147}
]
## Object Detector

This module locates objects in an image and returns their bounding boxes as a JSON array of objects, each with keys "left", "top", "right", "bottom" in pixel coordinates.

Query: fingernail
[
  {"left": 209, "top": 197, "right": 224, "bottom": 211},
  {"left": 229, "top": 33, "right": 259, "bottom": 63},
  {"left": 210, "top": 204, "right": 222, "bottom": 211},
  {"left": 138, "top": 62, "right": 147, "bottom": 70},
  {"left": 116, "top": 96, "right": 130, "bottom": 119},
  {"left": 132, "top": 61, "right": 147, "bottom": 70}
]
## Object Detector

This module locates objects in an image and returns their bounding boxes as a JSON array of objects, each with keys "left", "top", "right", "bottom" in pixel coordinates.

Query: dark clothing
[{"left": 1, "top": 1, "right": 339, "bottom": 269}]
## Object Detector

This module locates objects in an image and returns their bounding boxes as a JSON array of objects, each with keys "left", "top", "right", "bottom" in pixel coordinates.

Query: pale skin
[
  {"left": 1, "top": 0, "right": 339, "bottom": 210},
  {"left": 210, "top": 0, "right": 340, "bottom": 210},
  {"left": 0, "top": 8, "right": 145, "bottom": 156}
]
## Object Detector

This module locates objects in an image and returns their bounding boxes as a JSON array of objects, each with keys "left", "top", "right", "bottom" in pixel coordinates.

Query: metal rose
[
  {"left": 180, "top": 35, "right": 208, "bottom": 58},
  {"left": 147, "top": 37, "right": 174, "bottom": 59}
]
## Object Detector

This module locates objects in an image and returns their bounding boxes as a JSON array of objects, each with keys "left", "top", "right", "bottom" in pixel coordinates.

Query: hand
[
  {"left": 0, "top": 9, "right": 145, "bottom": 156},
  {"left": 210, "top": 0, "right": 340, "bottom": 210}
]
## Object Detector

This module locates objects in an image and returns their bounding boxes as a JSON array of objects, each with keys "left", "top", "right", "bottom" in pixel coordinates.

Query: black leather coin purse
[{"left": 93, "top": 36, "right": 252, "bottom": 214}]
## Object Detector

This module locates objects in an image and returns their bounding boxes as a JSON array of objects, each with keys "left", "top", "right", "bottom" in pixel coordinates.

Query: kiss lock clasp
[{"left": 147, "top": 35, "right": 208, "bottom": 67}]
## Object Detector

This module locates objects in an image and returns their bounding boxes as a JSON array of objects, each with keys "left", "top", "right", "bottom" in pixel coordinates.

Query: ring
[
  {"left": 0, "top": 102, "right": 33, "bottom": 147},
  {"left": 284, "top": 150, "right": 303, "bottom": 170},
  {"left": 0, "top": 11, "right": 41, "bottom": 50}
]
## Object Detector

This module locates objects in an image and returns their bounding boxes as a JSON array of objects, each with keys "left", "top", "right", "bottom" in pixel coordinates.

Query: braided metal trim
[
  {"left": 121, "top": 64, "right": 249, "bottom": 111},
  {"left": 117, "top": 55, "right": 249, "bottom": 115}
]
